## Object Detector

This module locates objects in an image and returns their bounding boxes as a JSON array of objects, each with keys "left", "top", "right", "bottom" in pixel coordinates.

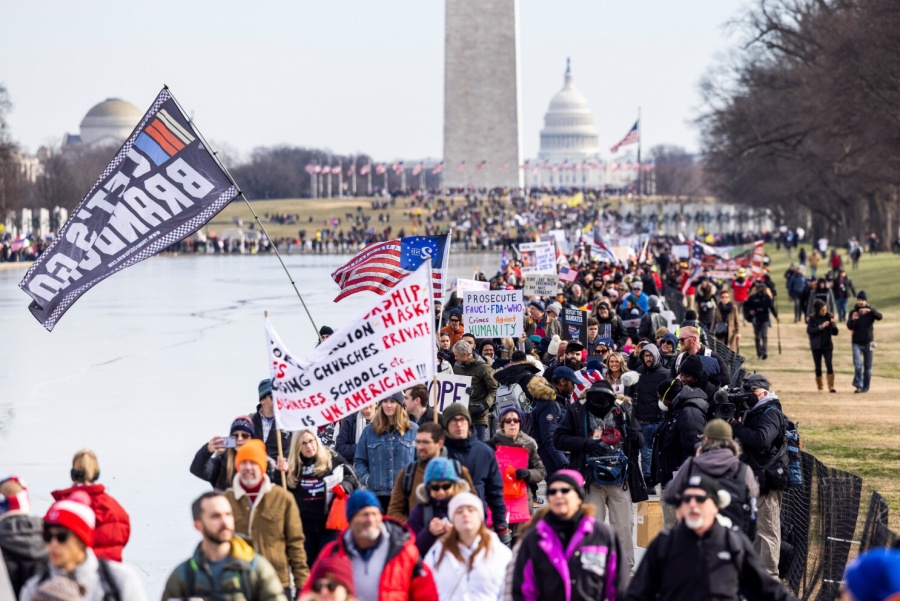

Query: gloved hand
[
  {"left": 515, "top": 468, "right": 529, "bottom": 481},
  {"left": 496, "top": 526, "right": 512, "bottom": 548},
  {"left": 585, "top": 440, "right": 605, "bottom": 455},
  {"left": 332, "top": 484, "right": 348, "bottom": 499}
]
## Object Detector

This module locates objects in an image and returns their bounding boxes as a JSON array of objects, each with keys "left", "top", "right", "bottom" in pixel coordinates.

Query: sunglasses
[
  {"left": 42, "top": 529, "right": 70, "bottom": 544},
  {"left": 234, "top": 432, "right": 252, "bottom": 440},
  {"left": 680, "top": 493, "right": 709, "bottom": 505},
  {"left": 677, "top": 337, "right": 691, "bottom": 344},
  {"left": 429, "top": 482, "right": 454, "bottom": 492},
  {"left": 501, "top": 418, "right": 520, "bottom": 424},
  {"left": 450, "top": 319, "right": 460, "bottom": 323},
  {"left": 596, "top": 347, "right": 609, "bottom": 353},
  {"left": 312, "top": 580, "right": 340, "bottom": 593},
  {"left": 547, "top": 486, "right": 572, "bottom": 496}
]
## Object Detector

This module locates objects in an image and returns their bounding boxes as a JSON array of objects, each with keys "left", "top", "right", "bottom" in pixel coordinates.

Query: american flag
[
  {"left": 431, "top": 161, "right": 444, "bottom": 175},
  {"left": 313, "top": 164, "right": 323, "bottom": 174},
  {"left": 571, "top": 368, "right": 606, "bottom": 403},
  {"left": 360, "top": 164, "right": 371, "bottom": 175},
  {"left": 558, "top": 266, "right": 578, "bottom": 283},
  {"left": 680, "top": 241, "right": 705, "bottom": 294},
  {"left": 591, "top": 227, "right": 620, "bottom": 264},
  {"left": 331, "top": 234, "right": 450, "bottom": 302},
  {"left": 456, "top": 160, "right": 466, "bottom": 171},
  {"left": 411, "top": 163, "right": 423, "bottom": 176},
  {"left": 375, "top": 164, "right": 386, "bottom": 175},
  {"left": 476, "top": 160, "right": 487, "bottom": 171},
  {"left": 500, "top": 248, "right": 510, "bottom": 273},
  {"left": 304, "top": 164, "right": 315, "bottom": 174},
  {"left": 610, "top": 120, "right": 640, "bottom": 153},
  {"left": 347, "top": 164, "right": 355, "bottom": 176},
  {"left": 331, "top": 164, "right": 342, "bottom": 175},
  {"left": 392, "top": 162, "right": 404, "bottom": 174}
]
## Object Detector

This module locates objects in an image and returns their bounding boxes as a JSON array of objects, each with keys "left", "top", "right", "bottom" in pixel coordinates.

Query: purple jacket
[{"left": 512, "top": 513, "right": 627, "bottom": 601}]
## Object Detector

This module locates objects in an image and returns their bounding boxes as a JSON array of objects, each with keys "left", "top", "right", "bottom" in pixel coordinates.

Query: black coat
[
  {"left": 493, "top": 361, "right": 541, "bottom": 389},
  {"left": 252, "top": 407, "right": 292, "bottom": 461},
  {"left": 743, "top": 292, "right": 778, "bottom": 324},
  {"left": 807, "top": 312, "right": 838, "bottom": 351},
  {"left": 633, "top": 345, "right": 669, "bottom": 424},
  {"left": 847, "top": 303, "right": 882, "bottom": 345},
  {"left": 444, "top": 434, "right": 508, "bottom": 530},
  {"left": 652, "top": 387, "right": 708, "bottom": 487},
  {"left": 334, "top": 412, "right": 369, "bottom": 463},
  {"left": 732, "top": 395, "right": 788, "bottom": 494},
  {"left": 626, "top": 521, "right": 795, "bottom": 601},
  {"left": 553, "top": 400, "right": 643, "bottom": 483}
]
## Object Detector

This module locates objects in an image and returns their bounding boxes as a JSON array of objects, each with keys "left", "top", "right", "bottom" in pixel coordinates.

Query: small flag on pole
[
  {"left": 610, "top": 120, "right": 640, "bottom": 153},
  {"left": 591, "top": 227, "right": 619, "bottom": 264}
]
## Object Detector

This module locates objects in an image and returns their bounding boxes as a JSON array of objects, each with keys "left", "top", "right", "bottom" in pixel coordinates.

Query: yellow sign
[{"left": 566, "top": 192, "right": 584, "bottom": 207}]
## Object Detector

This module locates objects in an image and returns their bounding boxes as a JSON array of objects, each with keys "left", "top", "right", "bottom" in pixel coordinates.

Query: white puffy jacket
[{"left": 424, "top": 530, "right": 512, "bottom": 601}]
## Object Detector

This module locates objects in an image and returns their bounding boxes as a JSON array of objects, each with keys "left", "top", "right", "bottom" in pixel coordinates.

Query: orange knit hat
[{"left": 234, "top": 439, "right": 268, "bottom": 474}]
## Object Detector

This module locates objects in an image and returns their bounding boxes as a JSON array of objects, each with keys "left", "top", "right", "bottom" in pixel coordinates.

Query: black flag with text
[{"left": 19, "top": 88, "right": 238, "bottom": 331}]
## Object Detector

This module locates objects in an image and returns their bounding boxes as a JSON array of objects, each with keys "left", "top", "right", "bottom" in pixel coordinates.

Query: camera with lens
[{"left": 711, "top": 386, "right": 756, "bottom": 421}]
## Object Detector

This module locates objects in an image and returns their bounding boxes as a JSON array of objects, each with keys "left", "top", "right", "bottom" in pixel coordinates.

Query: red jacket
[
  {"left": 307, "top": 517, "right": 437, "bottom": 601},
  {"left": 52, "top": 484, "right": 131, "bottom": 562},
  {"left": 731, "top": 277, "right": 754, "bottom": 303}
]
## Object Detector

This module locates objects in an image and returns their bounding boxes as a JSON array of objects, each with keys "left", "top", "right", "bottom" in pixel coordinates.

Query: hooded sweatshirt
[
  {"left": 663, "top": 448, "right": 759, "bottom": 506},
  {"left": 652, "top": 386, "right": 709, "bottom": 486},
  {"left": 0, "top": 513, "right": 47, "bottom": 597},
  {"left": 634, "top": 344, "right": 669, "bottom": 424}
]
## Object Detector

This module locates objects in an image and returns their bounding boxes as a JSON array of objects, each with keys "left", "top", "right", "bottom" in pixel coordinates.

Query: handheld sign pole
[
  {"left": 265, "top": 310, "right": 288, "bottom": 490},
  {"left": 432, "top": 375, "right": 440, "bottom": 423},
  {"left": 169, "top": 90, "right": 323, "bottom": 344}
]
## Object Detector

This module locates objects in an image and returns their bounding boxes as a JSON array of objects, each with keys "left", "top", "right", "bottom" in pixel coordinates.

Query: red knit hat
[
  {"left": 44, "top": 497, "right": 96, "bottom": 547},
  {"left": 234, "top": 439, "right": 268, "bottom": 475},
  {"left": 302, "top": 554, "right": 355, "bottom": 596}
]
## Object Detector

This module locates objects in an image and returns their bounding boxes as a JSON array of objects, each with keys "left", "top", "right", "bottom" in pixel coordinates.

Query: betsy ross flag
[
  {"left": 610, "top": 120, "right": 639, "bottom": 153},
  {"left": 19, "top": 87, "right": 238, "bottom": 331},
  {"left": 331, "top": 234, "right": 450, "bottom": 302},
  {"left": 591, "top": 227, "right": 619, "bottom": 264}
]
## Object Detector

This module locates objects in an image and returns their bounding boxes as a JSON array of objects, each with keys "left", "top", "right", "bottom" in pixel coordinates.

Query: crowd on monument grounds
[{"left": 3, "top": 242, "right": 899, "bottom": 601}]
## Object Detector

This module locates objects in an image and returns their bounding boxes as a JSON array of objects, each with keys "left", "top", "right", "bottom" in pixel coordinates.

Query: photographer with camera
[
  {"left": 730, "top": 374, "right": 788, "bottom": 577},
  {"left": 554, "top": 380, "right": 644, "bottom": 575}
]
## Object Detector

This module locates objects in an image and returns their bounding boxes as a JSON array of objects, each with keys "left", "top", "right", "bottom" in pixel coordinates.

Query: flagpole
[
  {"left": 166, "top": 89, "right": 323, "bottom": 343},
  {"left": 636, "top": 107, "right": 642, "bottom": 224},
  {"left": 265, "top": 309, "right": 288, "bottom": 489}
]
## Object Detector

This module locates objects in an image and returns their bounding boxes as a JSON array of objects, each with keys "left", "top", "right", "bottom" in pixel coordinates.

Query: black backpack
[{"left": 687, "top": 456, "right": 757, "bottom": 540}]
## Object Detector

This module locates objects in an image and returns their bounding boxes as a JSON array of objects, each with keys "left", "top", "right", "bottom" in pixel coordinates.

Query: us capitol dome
[
  {"left": 64, "top": 98, "right": 142, "bottom": 147},
  {"left": 525, "top": 59, "right": 608, "bottom": 189}
]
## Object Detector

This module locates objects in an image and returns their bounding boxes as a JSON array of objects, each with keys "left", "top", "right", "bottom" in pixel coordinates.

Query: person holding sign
[
  {"left": 353, "top": 395, "right": 418, "bottom": 511},
  {"left": 487, "top": 407, "right": 547, "bottom": 521}
]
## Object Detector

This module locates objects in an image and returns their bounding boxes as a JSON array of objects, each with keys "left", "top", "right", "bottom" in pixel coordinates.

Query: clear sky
[{"left": 3, "top": 0, "right": 746, "bottom": 162}]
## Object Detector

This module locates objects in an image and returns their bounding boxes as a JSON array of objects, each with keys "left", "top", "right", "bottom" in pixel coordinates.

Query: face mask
[{"left": 587, "top": 395, "right": 614, "bottom": 417}]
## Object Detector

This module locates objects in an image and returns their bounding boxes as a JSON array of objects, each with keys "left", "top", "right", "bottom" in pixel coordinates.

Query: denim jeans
[
  {"left": 753, "top": 320, "right": 770, "bottom": 358},
  {"left": 852, "top": 343, "right": 873, "bottom": 391},
  {"left": 640, "top": 422, "right": 660, "bottom": 479},
  {"left": 836, "top": 297, "right": 848, "bottom": 322},
  {"left": 474, "top": 423, "right": 489, "bottom": 442}
]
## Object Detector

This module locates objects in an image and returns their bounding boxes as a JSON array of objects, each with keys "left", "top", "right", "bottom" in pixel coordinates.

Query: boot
[
  {"left": 827, "top": 373, "right": 836, "bottom": 393},
  {"left": 816, "top": 376, "right": 824, "bottom": 392}
]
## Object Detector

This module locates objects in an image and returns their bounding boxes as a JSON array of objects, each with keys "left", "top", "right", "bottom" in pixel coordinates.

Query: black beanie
[
  {"left": 678, "top": 354, "right": 704, "bottom": 379},
  {"left": 442, "top": 403, "right": 471, "bottom": 429},
  {"left": 657, "top": 379, "right": 683, "bottom": 401}
]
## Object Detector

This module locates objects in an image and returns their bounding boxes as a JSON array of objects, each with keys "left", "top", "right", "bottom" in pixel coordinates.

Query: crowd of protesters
[{"left": 2, "top": 236, "right": 896, "bottom": 600}]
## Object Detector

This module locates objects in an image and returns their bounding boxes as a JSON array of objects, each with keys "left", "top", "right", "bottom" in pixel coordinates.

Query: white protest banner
[
  {"left": 267, "top": 262, "right": 435, "bottom": 430},
  {"left": 518, "top": 241, "right": 556, "bottom": 274},
  {"left": 524, "top": 274, "right": 559, "bottom": 297},
  {"left": 426, "top": 373, "right": 472, "bottom": 412},
  {"left": 463, "top": 289, "right": 524, "bottom": 338},
  {"left": 455, "top": 278, "right": 489, "bottom": 294}
]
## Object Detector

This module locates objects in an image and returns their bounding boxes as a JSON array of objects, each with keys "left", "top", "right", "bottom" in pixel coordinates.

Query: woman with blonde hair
[
  {"left": 51, "top": 449, "right": 131, "bottom": 562},
  {"left": 353, "top": 393, "right": 418, "bottom": 510},
  {"left": 424, "top": 492, "right": 512, "bottom": 600},
  {"left": 605, "top": 352, "right": 630, "bottom": 396},
  {"left": 277, "top": 429, "right": 358, "bottom": 565}
]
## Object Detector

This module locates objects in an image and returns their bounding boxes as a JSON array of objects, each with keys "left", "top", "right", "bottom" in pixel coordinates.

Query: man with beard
[
  {"left": 163, "top": 492, "right": 286, "bottom": 600},
  {"left": 555, "top": 380, "right": 643, "bottom": 574},
  {"left": 225, "top": 440, "right": 309, "bottom": 598},
  {"left": 633, "top": 344, "right": 670, "bottom": 483},
  {"left": 311, "top": 490, "right": 438, "bottom": 601},
  {"left": 627, "top": 475, "right": 794, "bottom": 601}
]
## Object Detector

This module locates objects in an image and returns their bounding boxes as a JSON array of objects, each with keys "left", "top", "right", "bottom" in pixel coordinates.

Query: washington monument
[{"left": 443, "top": 0, "right": 523, "bottom": 190}]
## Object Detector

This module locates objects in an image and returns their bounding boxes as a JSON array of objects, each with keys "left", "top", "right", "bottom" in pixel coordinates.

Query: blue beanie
[
  {"left": 844, "top": 549, "right": 900, "bottom": 601},
  {"left": 258, "top": 379, "right": 273, "bottom": 400},
  {"left": 498, "top": 405, "right": 525, "bottom": 426},
  {"left": 345, "top": 490, "right": 381, "bottom": 521},
  {"left": 423, "top": 457, "right": 460, "bottom": 485}
]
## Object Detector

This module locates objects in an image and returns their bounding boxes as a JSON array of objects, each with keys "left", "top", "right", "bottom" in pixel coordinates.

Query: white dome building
[
  {"left": 525, "top": 60, "right": 605, "bottom": 189},
  {"left": 65, "top": 98, "right": 142, "bottom": 147}
]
